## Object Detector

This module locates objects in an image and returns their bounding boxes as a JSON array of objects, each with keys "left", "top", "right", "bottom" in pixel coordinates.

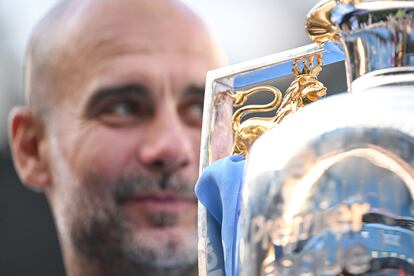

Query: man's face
[{"left": 44, "top": 3, "right": 223, "bottom": 270}]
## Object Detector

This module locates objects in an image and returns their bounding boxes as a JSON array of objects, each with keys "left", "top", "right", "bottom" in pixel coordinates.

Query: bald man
[{"left": 9, "top": 0, "right": 225, "bottom": 275}]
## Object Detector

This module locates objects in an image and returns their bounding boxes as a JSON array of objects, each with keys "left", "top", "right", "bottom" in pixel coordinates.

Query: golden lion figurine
[
  {"left": 228, "top": 86, "right": 283, "bottom": 156},
  {"left": 229, "top": 54, "right": 327, "bottom": 156}
]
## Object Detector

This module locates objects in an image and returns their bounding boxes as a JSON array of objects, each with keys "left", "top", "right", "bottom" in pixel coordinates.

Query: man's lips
[{"left": 120, "top": 192, "right": 196, "bottom": 213}]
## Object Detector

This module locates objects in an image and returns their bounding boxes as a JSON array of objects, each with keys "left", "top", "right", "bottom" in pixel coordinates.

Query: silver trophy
[
  {"left": 198, "top": 43, "right": 345, "bottom": 276},
  {"left": 197, "top": 0, "right": 414, "bottom": 275}
]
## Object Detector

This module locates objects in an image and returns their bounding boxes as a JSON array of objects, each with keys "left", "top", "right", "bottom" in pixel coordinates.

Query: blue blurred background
[{"left": 0, "top": 1, "right": 326, "bottom": 275}]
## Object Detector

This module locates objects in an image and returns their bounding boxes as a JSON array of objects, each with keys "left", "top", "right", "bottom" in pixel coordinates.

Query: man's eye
[
  {"left": 180, "top": 100, "right": 204, "bottom": 127},
  {"left": 188, "top": 102, "right": 203, "bottom": 117},
  {"left": 84, "top": 84, "right": 153, "bottom": 126},
  {"left": 105, "top": 101, "right": 138, "bottom": 116},
  {"left": 97, "top": 100, "right": 146, "bottom": 126}
]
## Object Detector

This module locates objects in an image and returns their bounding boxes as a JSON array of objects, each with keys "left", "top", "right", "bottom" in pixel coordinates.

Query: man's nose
[{"left": 138, "top": 108, "right": 193, "bottom": 174}]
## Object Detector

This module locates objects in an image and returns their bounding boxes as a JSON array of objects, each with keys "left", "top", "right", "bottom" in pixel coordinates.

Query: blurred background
[{"left": 0, "top": 0, "right": 345, "bottom": 275}]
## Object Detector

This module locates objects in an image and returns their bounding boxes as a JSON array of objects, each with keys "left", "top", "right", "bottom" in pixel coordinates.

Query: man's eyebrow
[
  {"left": 183, "top": 84, "right": 205, "bottom": 97},
  {"left": 86, "top": 84, "right": 149, "bottom": 106}
]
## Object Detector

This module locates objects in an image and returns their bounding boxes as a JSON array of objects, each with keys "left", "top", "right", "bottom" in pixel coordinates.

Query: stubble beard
[
  {"left": 50, "top": 145, "right": 197, "bottom": 275},
  {"left": 69, "top": 193, "right": 198, "bottom": 276}
]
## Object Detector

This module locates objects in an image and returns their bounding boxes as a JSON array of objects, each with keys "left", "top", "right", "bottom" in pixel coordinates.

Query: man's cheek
[
  {"left": 70, "top": 128, "right": 138, "bottom": 178},
  {"left": 86, "top": 149, "right": 129, "bottom": 174},
  {"left": 70, "top": 170, "right": 119, "bottom": 215},
  {"left": 73, "top": 151, "right": 131, "bottom": 188}
]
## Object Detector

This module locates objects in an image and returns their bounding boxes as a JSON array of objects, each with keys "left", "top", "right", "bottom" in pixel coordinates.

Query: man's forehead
[
  {"left": 26, "top": 0, "right": 224, "bottom": 111},
  {"left": 59, "top": 0, "right": 217, "bottom": 64}
]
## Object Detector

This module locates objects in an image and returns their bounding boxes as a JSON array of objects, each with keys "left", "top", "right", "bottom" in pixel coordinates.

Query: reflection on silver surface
[
  {"left": 238, "top": 89, "right": 414, "bottom": 275},
  {"left": 333, "top": 1, "right": 414, "bottom": 90},
  {"left": 237, "top": 1, "right": 414, "bottom": 275},
  {"left": 198, "top": 42, "right": 344, "bottom": 276}
]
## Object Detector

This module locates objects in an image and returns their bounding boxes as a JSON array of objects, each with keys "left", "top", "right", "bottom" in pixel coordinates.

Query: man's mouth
[{"left": 120, "top": 192, "right": 196, "bottom": 213}]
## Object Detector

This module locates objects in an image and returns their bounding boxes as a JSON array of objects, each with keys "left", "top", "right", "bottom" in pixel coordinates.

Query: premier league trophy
[{"left": 196, "top": 0, "right": 414, "bottom": 275}]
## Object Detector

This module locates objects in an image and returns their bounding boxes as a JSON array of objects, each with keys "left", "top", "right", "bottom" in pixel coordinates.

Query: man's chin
[{"left": 124, "top": 224, "right": 198, "bottom": 267}]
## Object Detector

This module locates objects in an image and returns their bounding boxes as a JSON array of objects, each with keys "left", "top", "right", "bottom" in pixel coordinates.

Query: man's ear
[{"left": 9, "top": 106, "right": 51, "bottom": 191}]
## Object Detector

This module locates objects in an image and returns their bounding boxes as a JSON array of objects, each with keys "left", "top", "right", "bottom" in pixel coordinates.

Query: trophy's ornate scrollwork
[
  {"left": 228, "top": 53, "right": 327, "bottom": 156},
  {"left": 306, "top": 0, "right": 339, "bottom": 45}
]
